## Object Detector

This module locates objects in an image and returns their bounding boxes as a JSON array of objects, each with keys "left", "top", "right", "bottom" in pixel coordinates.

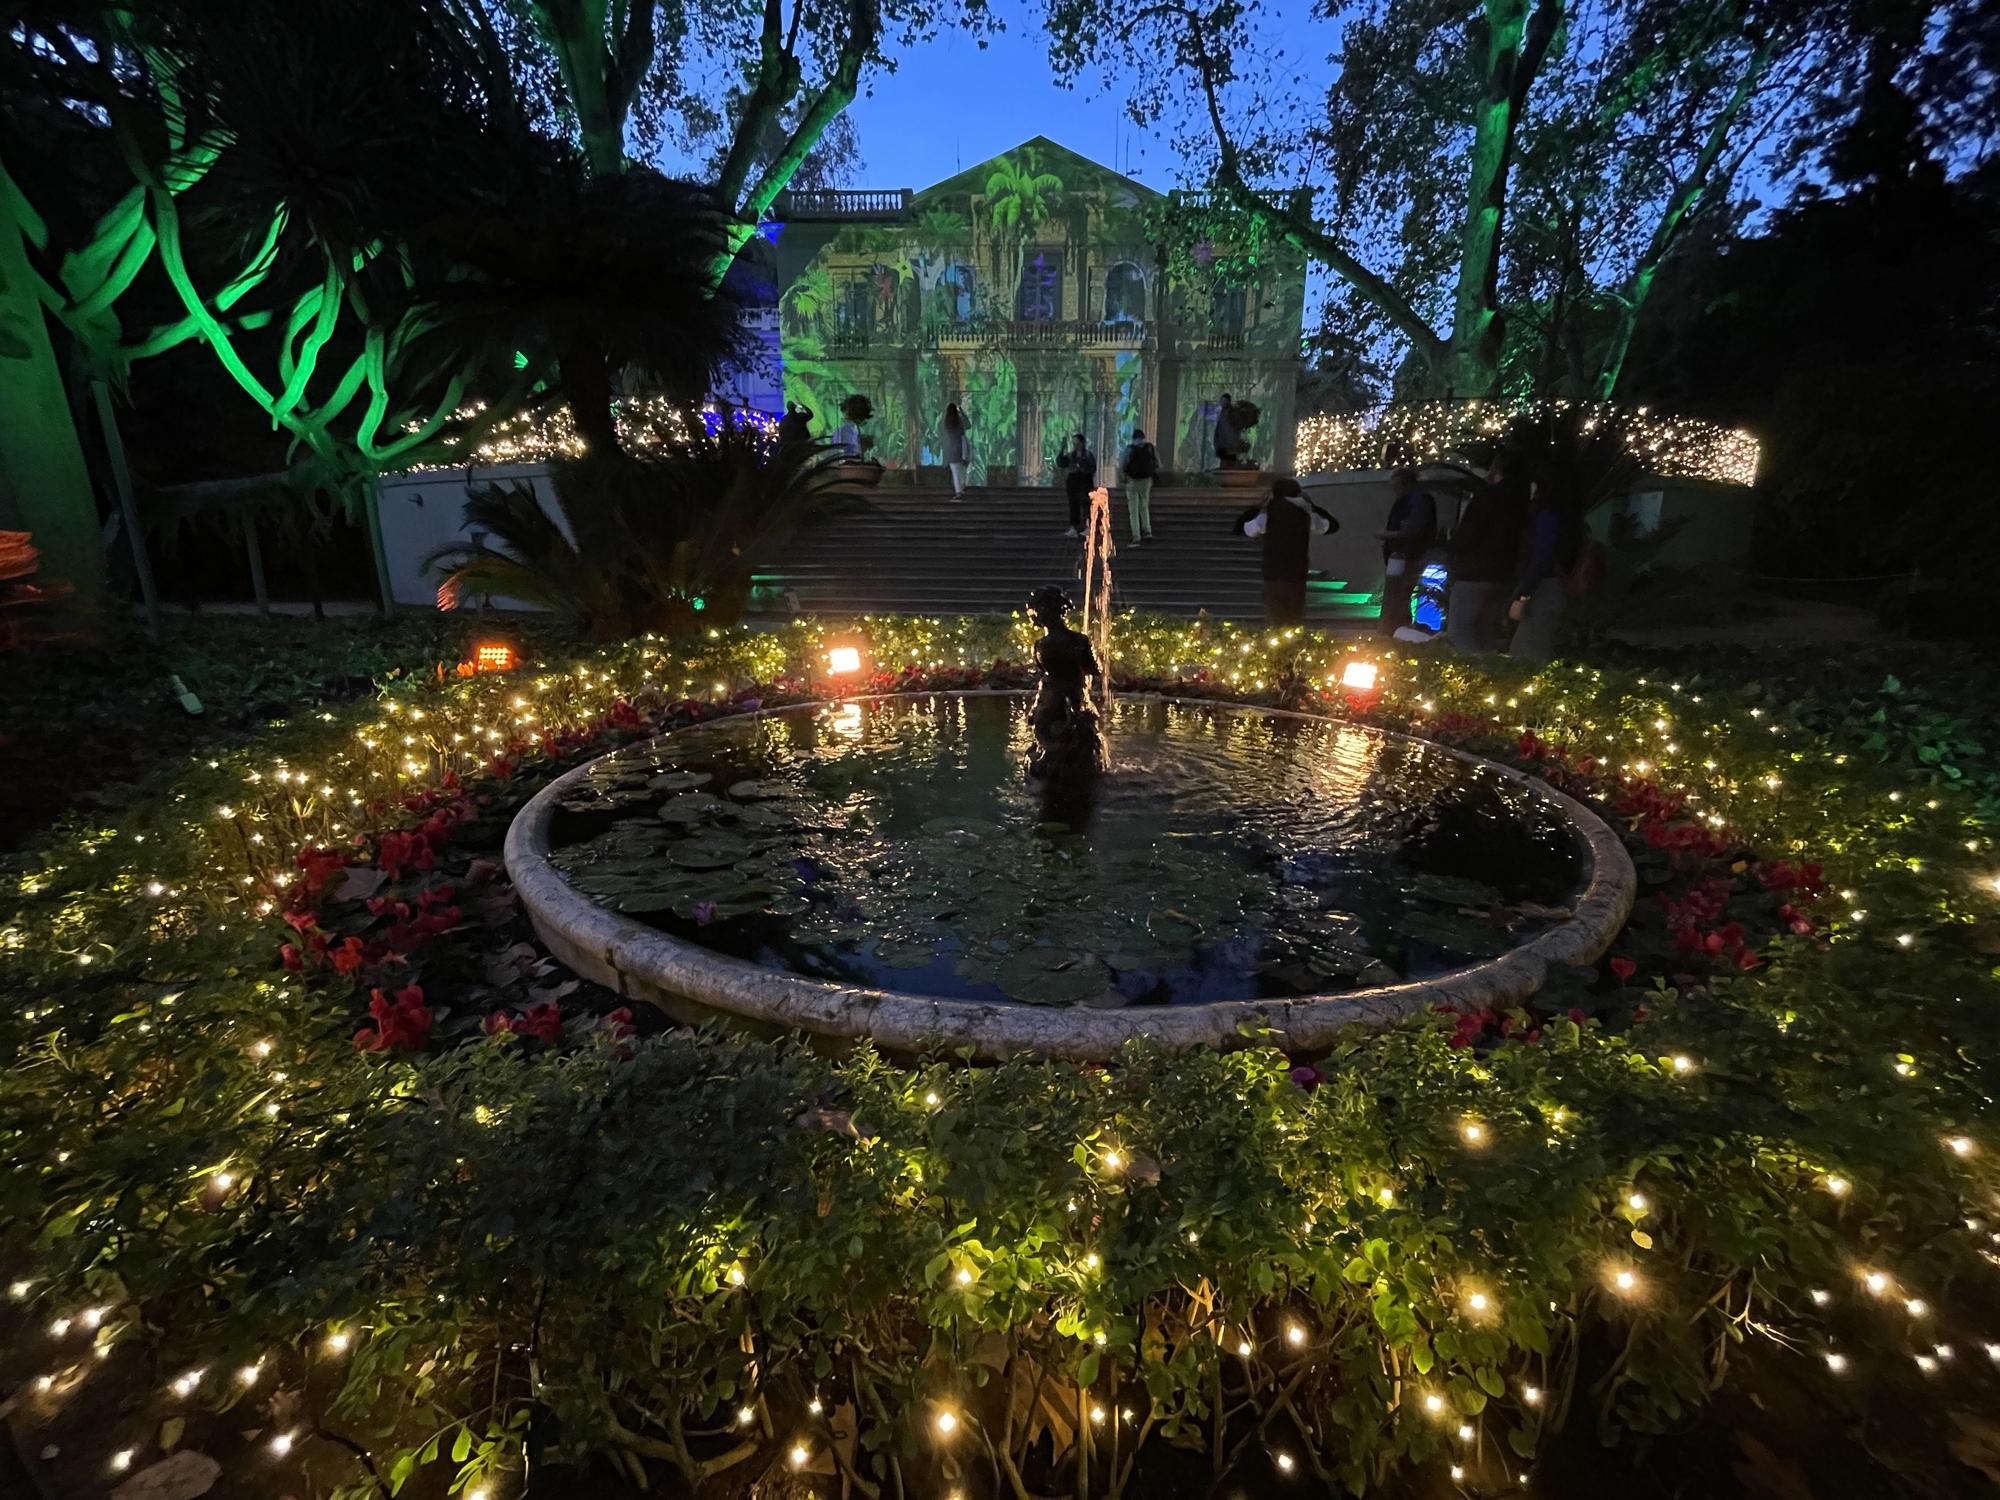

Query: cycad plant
[{"left": 426, "top": 429, "right": 856, "bottom": 639}]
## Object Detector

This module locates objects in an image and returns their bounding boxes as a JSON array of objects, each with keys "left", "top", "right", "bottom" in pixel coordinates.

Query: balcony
[
  {"left": 773, "top": 188, "right": 912, "bottom": 221},
  {"left": 928, "top": 319, "right": 1150, "bottom": 351}
]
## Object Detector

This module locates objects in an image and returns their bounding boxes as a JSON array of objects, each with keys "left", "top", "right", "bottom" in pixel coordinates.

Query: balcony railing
[
  {"left": 773, "top": 188, "right": 912, "bottom": 220},
  {"left": 928, "top": 318, "right": 1149, "bottom": 350}
]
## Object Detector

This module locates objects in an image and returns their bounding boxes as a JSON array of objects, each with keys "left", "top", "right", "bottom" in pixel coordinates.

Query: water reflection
[{"left": 549, "top": 695, "right": 1585, "bottom": 1009}]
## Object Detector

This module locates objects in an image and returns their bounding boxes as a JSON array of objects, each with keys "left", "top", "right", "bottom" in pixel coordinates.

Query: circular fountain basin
[{"left": 505, "top": 693, "right": 1635, "bottom": 1061}]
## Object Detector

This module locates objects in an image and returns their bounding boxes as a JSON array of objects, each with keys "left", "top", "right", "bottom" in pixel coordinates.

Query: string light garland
[{"left": 1295, "top": 399, "right": 1759, "bottom": 486}]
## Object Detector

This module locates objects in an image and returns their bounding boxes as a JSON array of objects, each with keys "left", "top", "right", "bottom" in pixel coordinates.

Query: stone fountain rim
[{"left": 504, "top": 691, "right": 1638, "bottom": 1062}]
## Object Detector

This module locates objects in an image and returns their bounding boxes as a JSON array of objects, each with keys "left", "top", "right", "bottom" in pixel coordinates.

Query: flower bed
[{"left": 4, "top": 617, "right": 1998, "bottom": 1499}]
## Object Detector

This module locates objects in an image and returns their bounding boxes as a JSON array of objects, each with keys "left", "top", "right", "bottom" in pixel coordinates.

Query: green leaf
[
  {"left": 452, "top": 1428, "right": 472, "bottom": 1463},
  {"left": 1077, "top": 1350, "right": 1101, "bottom": 1387}
]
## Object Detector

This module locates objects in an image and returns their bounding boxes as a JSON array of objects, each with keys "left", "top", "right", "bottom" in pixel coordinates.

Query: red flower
[
  {"left": 1609, "top": 956, "right": 1637, "bottom": 984},
  {"left": 328, "top": 936, "right": 367, "bottom": 975},
  {"left": 280, "top": 943, "right": 303, "bottom": 972},
  {"left": 354, "top": 984, "right": 432, "bottom": 1052},
  {"left": 1567, "top": 1008, "right": 1588, "bottom": 1025},
  {"left": 482, "top": 1012, "right": 516, "bottom": 1036},
  {"left": 281, "top": 909, "right": 319, "bottom": 933},
  {"left": 605, "top": 1007, "right": 635, "bottom": 1038},
  {"left": 518, "top": 1002, "right": 562, "bottom": 1044}
]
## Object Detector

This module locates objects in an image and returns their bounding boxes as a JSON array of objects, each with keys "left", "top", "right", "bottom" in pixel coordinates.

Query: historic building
[{"left": 765, "top": 137, "right": 1305, "bottom": 483}]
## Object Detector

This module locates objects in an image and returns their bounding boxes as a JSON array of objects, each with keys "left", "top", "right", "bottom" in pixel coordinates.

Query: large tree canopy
[
  {"left": 472, "top": 0, "right": 998, "bottom": 282},
  {"left": 1041, "top": 0, "right": 1996, "bottom": 401}
]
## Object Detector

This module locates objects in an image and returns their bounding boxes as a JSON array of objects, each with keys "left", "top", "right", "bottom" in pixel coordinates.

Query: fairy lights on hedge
[
  {"left": 402, "top": 398, "right": 780, "bottom": 471},
  {"left": 7, "top": 613, "right": 2000, "bottom": 1495},
  {"left": 1296, "top": 399, "right": 1759, "bottom": 486}
]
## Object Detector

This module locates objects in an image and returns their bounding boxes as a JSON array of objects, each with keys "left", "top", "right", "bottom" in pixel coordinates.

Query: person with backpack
[
  {"left": 1055, "top": 433, "right": 1097, "bottom": 538},
  {"left": 941, "top": 402, "right": 971, "bottom": 500},
  {"left": 1118, "top": 428, "right": 1159, "bottom": 544},
  {"left": 1236, "top": 476, "right": 1337, "bottom": 626},
  {"left": 1507, "top": 485, "right": 1589, "bottom": 663},
  {"left": 1376, "top": 465, "right": 1437, "bottom": 635}
]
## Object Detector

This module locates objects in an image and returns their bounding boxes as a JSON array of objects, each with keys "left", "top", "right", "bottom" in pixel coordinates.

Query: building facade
[{"left": 768, "top": 137, "right": 1305, "bottom": 483}]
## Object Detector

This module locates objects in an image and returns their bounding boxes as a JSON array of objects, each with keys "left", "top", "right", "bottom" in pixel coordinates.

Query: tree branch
[
  {"left": 1594, "top": 37, "right": 1773, "bottom": 397},
  {"left": 1182, "top": 9, "right": 1447, "bottom": 368},
  {"left": 712, "top": 0, "right": 798, "bottom": 214}
]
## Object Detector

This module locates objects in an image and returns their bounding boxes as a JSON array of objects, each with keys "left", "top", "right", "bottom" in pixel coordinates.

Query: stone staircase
[{"left": 752, "top": 485, "right": 1381, "bottom": 622}]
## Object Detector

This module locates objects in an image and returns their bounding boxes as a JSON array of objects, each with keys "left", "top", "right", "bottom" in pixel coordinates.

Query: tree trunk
[
  {"left": 561, "top": 335, "right": 622, "bottom": 456},
  {"left": 1446, "top": 0, "right": 1562, "bottom": 397},
  {"left": 0, "top": 207, "right": 105, "bottom": 605}
]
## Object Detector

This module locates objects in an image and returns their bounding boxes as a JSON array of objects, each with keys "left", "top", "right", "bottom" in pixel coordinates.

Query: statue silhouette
[{"left": 1026, "top": 586, "right": 1108, "bottom": 786}]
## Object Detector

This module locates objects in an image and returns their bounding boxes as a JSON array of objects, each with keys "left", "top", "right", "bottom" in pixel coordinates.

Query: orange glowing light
[
  {"left": 1341, "top": 660, "right": 1379, "bottom": 693},
  {"left": 827, "top": 646, "right": 862, "bottom": 675},
  {"left": 471, "top": 643, "right": 516, "bottom": 673}
]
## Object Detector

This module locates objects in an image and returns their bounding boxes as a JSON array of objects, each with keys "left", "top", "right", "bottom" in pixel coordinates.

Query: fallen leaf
[
  {"left": 331, "top": 866, "right": 388, "bottom": 904},
  {"left": 112, "top": 1451, "right": 222, "bottom": 1500}
]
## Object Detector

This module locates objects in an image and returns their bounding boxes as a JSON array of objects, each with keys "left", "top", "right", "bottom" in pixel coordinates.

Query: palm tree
[
  {"left": 425, "top": 428, "right": 857, "bottom": 638},
  {"left": 983, "top": 149, "right": 1063, "bottom": 317}
]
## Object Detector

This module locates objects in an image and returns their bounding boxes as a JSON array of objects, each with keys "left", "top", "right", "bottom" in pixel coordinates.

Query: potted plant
[
  {"left": 834, "top": 394, "right": 884, "bottom": 486},
  {"left": 1217, "top": 397, "right": 1264, "bottom": 487}
]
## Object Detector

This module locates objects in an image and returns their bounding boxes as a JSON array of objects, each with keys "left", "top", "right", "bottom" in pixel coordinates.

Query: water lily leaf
[
  {"left": 657, "top": 792, "right": 724, "bottom": 825},
  {"left": 668, "top": 835, "right": 753, "bottom": 869},
  {"left": 731, "top": 801, "right": 798, "bottom": 828},
  {"left": 1395, "top": 909, "right": 1511, "bottom": 958},
  {"left": 647, "top": 771, "right": 713, "bottom": 792},
  {"left": 728, "top": 778, "right": 799, "bottom": 800}
]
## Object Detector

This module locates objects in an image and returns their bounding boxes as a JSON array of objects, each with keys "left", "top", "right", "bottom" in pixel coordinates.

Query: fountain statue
[{"left": 1026, "top": 586, "right": 1109, "bottom": 786}]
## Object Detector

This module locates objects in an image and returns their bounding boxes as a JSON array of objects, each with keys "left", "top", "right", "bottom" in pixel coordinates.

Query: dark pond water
[{"left": 546, "top": 694, "right": 1586, "bottom": 1008}]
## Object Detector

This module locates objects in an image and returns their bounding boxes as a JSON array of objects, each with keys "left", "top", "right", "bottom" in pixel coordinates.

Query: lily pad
[
  {"left": 657, "top": 792, "right": 724, "bottom": 824},
  {"left": 728, "top": 778, "right": 799, "bottom": 801},
  {"left": 668, "top": 834, "right": 754, "bottom": 869},
  {"left": 647, "top": 770, "right": 714, "bottom": 793}
]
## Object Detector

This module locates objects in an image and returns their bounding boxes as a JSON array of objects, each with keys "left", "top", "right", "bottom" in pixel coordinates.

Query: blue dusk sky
[{"left": 839, "top": 6, "right": 1341, "bottom": 193}]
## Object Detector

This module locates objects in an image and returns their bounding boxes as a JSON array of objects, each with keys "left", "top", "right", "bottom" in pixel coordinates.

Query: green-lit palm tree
[{"left": 984, "top": 149, "right": 1063, "bottom": 317}]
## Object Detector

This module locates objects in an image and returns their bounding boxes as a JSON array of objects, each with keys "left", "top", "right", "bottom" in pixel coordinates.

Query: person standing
[
  {"left": 941, "top": 403, "right": 971, "bottom": 499},
  {"left": 776, "top": 401, "right": 813, "bottom": 448},
  {"left": 1445, "top": 451, "right": 1529, "bottom": 652},
  {"left": 1376, "top": 465, "right": 1438, "bottom": 635},
  {"left": 1213, "top": 391, "right": 1243, "bottom": 468},
  {"left": 1507, "top": 485, "right": 1586, "bottom": 663},
  {"left": 1118, "top": 428, "right": 1159, "bottom": 544},
  {"left": 1055, "top": 432, "right": 1097, "bottom": 538},
  {"left": 1236, "top": 477, "right": 1336, "bottom": 626}
]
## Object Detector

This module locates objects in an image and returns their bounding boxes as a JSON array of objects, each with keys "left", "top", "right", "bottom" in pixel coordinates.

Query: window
[
  {"left": 1016, "top": 249, "right": 1061, "bottom": 320},
  {"left": 1210, "top": 286, "right": 1247, "bottom": 336},
  {"left": 836, "top": 278, "right": 875, "bottom": 336},
  {"left": 935, "top": 262, "right": 975, "bottom": 323},
  {"left": 1104, "top": 261, "right": 1146, "bottom": 322},
  {"left": 1625, "top": 490, "right": 1665, "bottom": 536}
]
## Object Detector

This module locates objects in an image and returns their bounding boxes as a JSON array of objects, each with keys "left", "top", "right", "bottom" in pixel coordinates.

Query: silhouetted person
[
  {"left": 1447, "top": 450, "right": 1529, "bottom": 652},
  {"left": 1377, "top": 466, "right": 1438, "bottom": 634},
  {"left": 776, "top": 401, "right": 813, "bottom": 447},
  {"left": 1056, "top": 432, "right": 1097, "bottom": 539},
  {"left": 1508, "top": 484, "right": 1586, "bottom": 663},
  {"left": 1214, "top": 391, "right": 1244, "bottom": 468},
  {"left": 1237, "top": 477, "right": 1336, "bottom": 626},
  {"left": 941, "top": 402, "right": 970, "bottom": 499}
]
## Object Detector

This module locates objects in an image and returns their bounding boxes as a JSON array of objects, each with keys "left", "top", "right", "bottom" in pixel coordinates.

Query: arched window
[
  {"left": 1104, "top": 261, "right": 1146, "bottom": 323},
  {"left": 936, "top": 262, "right": 975, "bottom": 323},
  {"left": 1016, "top": 250, "right": 1061, "bottom": 320}
]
